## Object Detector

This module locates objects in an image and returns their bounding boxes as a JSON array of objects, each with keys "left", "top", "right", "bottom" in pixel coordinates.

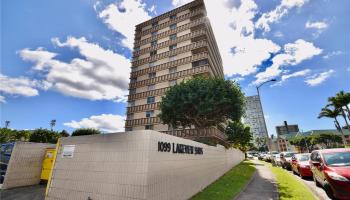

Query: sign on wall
[
  {"left": 62, "top": 145, "right": 75, "bottom": 158},
  {"left": 158, "top": 141, "right": 203, "bottom": 155}
]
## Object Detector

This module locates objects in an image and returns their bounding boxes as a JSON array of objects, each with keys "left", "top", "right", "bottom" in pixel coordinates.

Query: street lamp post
[{"left": 256, "top": 79, "right": 276, "bottom": 152}]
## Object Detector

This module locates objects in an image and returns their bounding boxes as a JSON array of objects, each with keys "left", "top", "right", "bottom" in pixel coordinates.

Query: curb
[
  {"left": 232, "top": 164, "right": 257, "bottom": 200},
  {"left": 295, "top": 177, "right": 322, "bottom": 200}
]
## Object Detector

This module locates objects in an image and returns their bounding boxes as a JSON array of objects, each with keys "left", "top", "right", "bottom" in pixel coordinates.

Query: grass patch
[
  {"left": 190, "top": 161, "right": 256, "bottom": 200},
  {"left": 263, "top": 162, "right": 316, "bottom": 200}
]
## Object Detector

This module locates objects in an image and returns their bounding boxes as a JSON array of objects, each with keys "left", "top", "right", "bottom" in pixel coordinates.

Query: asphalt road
[{"left": 0, "top": 185, "right": 46, "bottom": 200}]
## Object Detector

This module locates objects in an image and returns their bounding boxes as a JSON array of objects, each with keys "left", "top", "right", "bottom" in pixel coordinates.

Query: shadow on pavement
[{"left": 0, "top": 185, "right": 46, "bottom": 200}]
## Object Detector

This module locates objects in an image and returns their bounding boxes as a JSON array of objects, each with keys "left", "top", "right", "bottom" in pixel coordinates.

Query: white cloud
[
  {"left": 172, "top": 0, "right": 192, "bottom": 7},
  {"left": 256, "top": 0, "right": 310, "bottom": 32},
  {"left": 97, "top": 0, "right": 152, "bottom": 49},
  {"left": 305, "top": 20, "right": 328, "bottom": 30},
  {"left": 148, "top": 5, "right": 157, "bottom": 14},
  {"left": 203, "top": 0, "right": 281, "bottom": 77},
  {"left": 0, "top": 74, "right": 42, "bottom": 99},
  {"left": 305, "top": 69, "right": 334, "bottom": 86},
  {"left": 281, "top": 69, "right": 311, "bottom": 81},
  {"left": 0, "top": 95, "right": 6, "bottom": 103},
  {"left": 273, "top": 69, "right": 311, "bottom": 86},
  {"left": 64, "top": 114, "right": 125, "bottom": 133},
  {"left": 274, "top": 31, "right": 284, "bottom": 38},
  {"left": 305, "top": 20, "right": 329, "bottom": 37},
  {"left": 254, "top": 39, "right": 322, "bottom": 84},
  {"left": 19, "top": 36, "right": 130, "bottom": 101},
  {"left": 322, "top": 50, "right": 343, "bottom": 59}
]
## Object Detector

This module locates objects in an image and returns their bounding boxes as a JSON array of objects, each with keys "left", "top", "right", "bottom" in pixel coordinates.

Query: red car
[
  {"left": 310, "top": 148, "right": 350, "bottom": 200},
  {"left": 291, "top": 153, "right": 313, "bottom": 178}
]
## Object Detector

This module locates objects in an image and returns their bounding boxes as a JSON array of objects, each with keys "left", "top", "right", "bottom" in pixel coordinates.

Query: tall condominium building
[
  {"left": 243, "top": 95, "right": 269, "bottom": 140},
  {"left": 125, "top": 0, "right": 225, "bottom": 141}
]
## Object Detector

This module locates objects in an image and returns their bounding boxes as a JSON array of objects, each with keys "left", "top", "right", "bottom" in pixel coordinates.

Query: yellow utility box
[{"left": 40, "top": 148, "right": 56, "bottom": 181}]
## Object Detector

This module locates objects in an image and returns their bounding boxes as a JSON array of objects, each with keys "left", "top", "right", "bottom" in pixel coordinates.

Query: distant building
[
  {"left": 243, "top": 95, "right": 269, "bottom": 140},
  {"left": 275, "top": 121, "right": 299, "bottom": 152}
]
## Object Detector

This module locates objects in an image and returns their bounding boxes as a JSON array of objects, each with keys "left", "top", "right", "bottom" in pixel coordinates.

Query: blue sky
[{"left": 1, "top": 0, "right": 349, "bottom": 135}]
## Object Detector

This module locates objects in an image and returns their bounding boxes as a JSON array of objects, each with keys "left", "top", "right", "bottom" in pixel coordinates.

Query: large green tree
[
  {"left": 0, "top": 128, "right": 31, "bottom": 143},
  {"left": 225, "top": 121, "right": 253, "bottom": 153},
  {"left": 71, "top": 128, "right": 101, "bottom": 136},
  {"left": 29, "top": 128, "right": 60, "bottom": 144},
  {"left": 158, "top": 77, "right": 245, "bottom": 129}
]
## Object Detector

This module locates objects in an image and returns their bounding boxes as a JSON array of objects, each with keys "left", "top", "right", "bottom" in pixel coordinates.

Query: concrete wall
[
  {"left": 2, "top": 142, "right": 55, "bottom": 189},
  {"left": 46, "top": 131, "right": 244, "bottom": 200}
]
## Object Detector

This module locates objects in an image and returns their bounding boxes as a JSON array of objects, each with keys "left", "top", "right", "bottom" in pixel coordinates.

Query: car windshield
[
  {"left": 298, "top": 155, "right": 309, "bottom": 161},
  {"left": 323, "top": 151, "right": 350, "bottom": 166},
  {"left": 284, "top": 152, "right": 295, "bottom": 157}
]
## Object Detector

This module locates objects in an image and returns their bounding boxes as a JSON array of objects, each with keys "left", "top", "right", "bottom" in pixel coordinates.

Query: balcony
[
  {"left": 132, "top": 40, "right": 208, "bottom": 67},
  {"left": 130, "top": 52, "right": 209, "bottom": 78},
  {"left": 134, "top": 17, "right": 207, "bottom": 47},
  {"left": 128, "top": 87, "right": 169, "bottom": 101},
  {"left": 129, "top": 65, "right": 211, "bottom": 89},
  {"left": 125, "top": 117, "right": 160, "bottom": 127},
  {"left": 135, "top": 8, "right": 206, "bottom": 38},
  {"left": 135, "top": 0, "right": 203, "bottom": 30},
  {"left": 133, "top": 29, "right": 206, "bottom": 57},
  {"left": 127, "top": 102, "right": 161, "bottom": 113}
]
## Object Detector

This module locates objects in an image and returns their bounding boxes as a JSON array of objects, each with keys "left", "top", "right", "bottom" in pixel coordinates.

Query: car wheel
[
  {"left": 313, "top": 175, "right": 321, "bottom": 187},
  {"left": 324, "top": 181, "right": 336, "bottom": 200},
  {"left": 298, "top": 169, "right": 305, "bottom": 179}
]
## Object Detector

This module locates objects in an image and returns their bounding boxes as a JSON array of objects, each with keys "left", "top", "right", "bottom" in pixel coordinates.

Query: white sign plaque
[{"left": 62, "top": 145, "right": 75, "bottom": 158}]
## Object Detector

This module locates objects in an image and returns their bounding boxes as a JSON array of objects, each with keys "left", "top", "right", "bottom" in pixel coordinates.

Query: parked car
[
  {"left": 258, "top": 153, "right": 266, "bottom": 160},
  {"left": 280, "top": 152, "right": 296, "bottom": 170},
  {"left": 0, "top": 143, "right": 14, "bottom": 183},
  {"left": 291, "top": 153, "right": 312, "bottom": 178},
  {"left": 247, "top": 153, "right": 254, "bottom": 159},
  {"left": 310, "top": 148, "right": 350, "bottom": 200},
  {"left": 271, "top": 154, "right": 282, "bottom": 167}
]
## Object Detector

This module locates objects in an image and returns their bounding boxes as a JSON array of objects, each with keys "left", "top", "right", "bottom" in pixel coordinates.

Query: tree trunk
[
  {"left": 335, "top": 117, "right": 347, "bottom": 146},
  {"left": 341, "top": 109, "right": 350, "bottom": 129},
  {"left": 345, "top": 105, "right": 350, "bottom": 121}
]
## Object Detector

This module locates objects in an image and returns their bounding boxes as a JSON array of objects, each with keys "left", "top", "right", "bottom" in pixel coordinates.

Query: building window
[
  {"left": 130, "top": 77, "right": 137, "bottom": 83},
  {"left": 134, "top": 46, "right": 140, "bottom": 52},
  {"left": 169, "top": 44, "right": 177, "bottom": 50},
  {"left": 129, "top": 89, "right": 136, "bottom": 95},
  {"left": 170, "top": 14, "right": 176, "bottom": 20},
  {"left": 148, "top": 72, "right": 156, "bottom": 78},
  {"left": 169, "top": 55, "right": 176, "bottom": 61},
  {"left": 147, "top": 96, "right": 155, "bottom": 104},
  {"left": 131, "top": 67, "right": 138, "bottom": 72},
  {"left": 151, "top": 40, "right": 157, "bottom": 47},
  {"left": 148, "top": 84, "right": 155, "bottom": 91},
  {"left": 192, "top": 59, "right": 208, "bottom": 67},
  {"left": 127, "top": 113, "right": 134, "bottom": 120},
  {"left": 149, "top": 62, "right": 156, "bottom": 67},
  {"left": 151, "top": 31, "right": 157, "bottom": 37},
  {"left": 169, "top": 80, "right": 177, "bottom": 86},
  {"left": 169, "top": 67, "right": 177, "bottom": 74},
  {"left": 152, "top": 21, "right": 158, "bottom": 28},
  {"left": 145, "top": 125, "right": 153, "bottom": 130},
  {"left": 128, "top": 101, "right": 135, "bottom": 107},
  {"left": 170, "top": 23, "right": 177, "bottom": 30},
  {"left": 150, "top": 50, "right": 157, "bottom": 56},
  {"left": 146, "top": 110, "right": 154, "bottom": 118},
  {"left": 125, "top": 127, "right": 133, "bottom": 131},
  {"left": 169, "top": 34, "right": 177, "bottom": 40}
]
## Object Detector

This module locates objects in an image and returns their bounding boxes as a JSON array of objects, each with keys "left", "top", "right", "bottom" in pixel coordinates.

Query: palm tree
[
  {"left": 50, "top": 119, "right": 56, "bottom": 131},
  {"left": 328, "top": 92, "right": 350, "bottom": 129},
  {"left": 318, "top": 107, "right": 346, "bottom": 146},
  {"left": 334, "top": 91, "right": 350, "bottom": 120}
]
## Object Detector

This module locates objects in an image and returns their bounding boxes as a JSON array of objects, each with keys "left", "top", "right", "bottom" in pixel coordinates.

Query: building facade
[
  {"left": 125, "top": 0, "right": 224, "bottom": 137},
  {"left": 243, "top": 95, "right": 269, "bottom": 140}
]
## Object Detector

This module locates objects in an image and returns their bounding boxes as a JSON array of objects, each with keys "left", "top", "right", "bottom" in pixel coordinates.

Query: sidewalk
[{"left": 235, "top": 159, "right": 279, "bottom": 200}]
